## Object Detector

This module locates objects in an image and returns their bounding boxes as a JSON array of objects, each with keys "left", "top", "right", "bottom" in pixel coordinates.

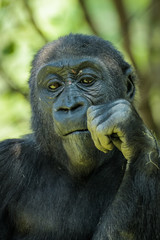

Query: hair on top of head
[{"left": 31, "top": 33, "right": 131, "bottom": 76}]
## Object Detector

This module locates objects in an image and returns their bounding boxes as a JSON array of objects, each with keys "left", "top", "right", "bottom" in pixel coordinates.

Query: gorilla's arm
[{"left": 88, "top": 99, "right": 160, "bottom": 239}]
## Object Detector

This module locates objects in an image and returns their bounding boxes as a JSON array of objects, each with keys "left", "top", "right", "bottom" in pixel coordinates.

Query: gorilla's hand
[{"left": 87, "top": 99, "right": 155, "bottom": 161}]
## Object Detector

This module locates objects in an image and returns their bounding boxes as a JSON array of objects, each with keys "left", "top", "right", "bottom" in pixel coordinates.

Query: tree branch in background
[
  {"left": 148, "top": 0, "right": 160, "bottom": 73},
  {"left": 78, "top": 0, "right": 99, "bottom": 36},
  {"left": 23, "top": 0, "right": 48, "bottom": 43},
  {"left": 112, "top": 0, "right": 137, "bottom": 69},
  {"left": 112, "top": 0, "right": 159, "bottom": 135},
  {"left": 0, "top": 66, "right": 28, "bottom": 100},
  {"left": 139, "top": 0, "right": 160, "bottom": 136}
]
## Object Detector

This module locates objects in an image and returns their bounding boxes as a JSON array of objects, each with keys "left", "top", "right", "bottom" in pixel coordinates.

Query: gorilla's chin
[{"left": 62, "top": 132, "right": 106, "bottom": 176}]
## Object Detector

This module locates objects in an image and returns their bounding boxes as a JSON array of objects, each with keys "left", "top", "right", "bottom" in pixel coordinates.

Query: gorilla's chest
[{"left": 11, "top": 175, "right": 106, "bottom": 239}]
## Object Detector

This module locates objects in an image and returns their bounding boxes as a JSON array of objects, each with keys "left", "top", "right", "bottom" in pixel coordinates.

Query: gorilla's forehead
[{"left": 37, "top": 57, "right": 107, "bottom": 75}]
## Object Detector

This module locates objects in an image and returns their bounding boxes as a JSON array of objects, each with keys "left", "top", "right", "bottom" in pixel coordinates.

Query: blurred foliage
[{"left": 0, "top": 0, "right": 160, "bottom": 140}]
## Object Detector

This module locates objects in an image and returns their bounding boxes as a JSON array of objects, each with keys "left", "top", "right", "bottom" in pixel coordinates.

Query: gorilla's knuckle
[
  {"left": 87, "top": 111, "right": 96, "bottom": 121},
  {"left": 96, "top": 124, "right": 106, "bottom": 135},
  {"left": 87, "top": 106, "right": 95, "bottom": 114},
  {"left": 91, "top": 121, "right": 98, "bottom": 130}
]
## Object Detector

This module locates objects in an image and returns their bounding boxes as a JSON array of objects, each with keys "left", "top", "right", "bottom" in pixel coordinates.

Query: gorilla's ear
[{"left": 124, "top": 68, "right": 136, "bottom": 100}]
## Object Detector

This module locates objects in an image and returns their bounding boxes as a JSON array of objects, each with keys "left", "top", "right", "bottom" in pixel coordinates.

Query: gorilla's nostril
[
  {"left": 71, "top": 103, "right": 83, "bottom": 111},
  {"left": 58, "top": 103, "right": 84, "bottom": 112}
]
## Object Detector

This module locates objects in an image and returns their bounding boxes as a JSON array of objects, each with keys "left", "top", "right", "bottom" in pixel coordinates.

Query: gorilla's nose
[
  {"left": 53, "top": 96, "right": 90, "bottom": 135},
  {"left": 53, "top": 96, "right": 89, "bottom": 121}
]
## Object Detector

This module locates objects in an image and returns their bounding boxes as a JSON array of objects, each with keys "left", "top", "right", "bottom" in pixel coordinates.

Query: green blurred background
[{"left": 0, "top": 0, "right": 160, "bottom": 140}]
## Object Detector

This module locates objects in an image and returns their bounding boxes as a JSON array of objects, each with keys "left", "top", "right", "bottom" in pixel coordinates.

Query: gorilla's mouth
[{"left": 64, "top": 129, "right": 89, "bottom": 136}]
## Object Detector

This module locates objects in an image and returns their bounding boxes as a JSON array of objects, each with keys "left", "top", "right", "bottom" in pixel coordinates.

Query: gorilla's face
[
  {"left": 34, "top": 56, "right": 126, "bottom": 174},
  {"left": 37, "top": 57, "right": 124, "bottom": 135}
]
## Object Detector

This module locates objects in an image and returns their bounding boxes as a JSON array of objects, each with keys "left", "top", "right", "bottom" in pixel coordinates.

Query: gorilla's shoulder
[
  {"left": 0, "top": 136, "right": 36, "bottom": 206},
  {"left": 0, "top": 135, "right": 39, "bottom": 191},
  {"left": 0, "top": 134, "right": 36, "bottom": 162}
]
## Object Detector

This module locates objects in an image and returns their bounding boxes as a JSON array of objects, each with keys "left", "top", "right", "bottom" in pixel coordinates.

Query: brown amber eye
[
  {"left": 80, "top": 77, "right": 94, "bottom": 85},
  {"left": 48, "top": 82, "right": 61, "bottom": 91}
]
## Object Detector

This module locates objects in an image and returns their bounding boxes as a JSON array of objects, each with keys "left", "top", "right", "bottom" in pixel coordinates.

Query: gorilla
[{"left": 0, "top": 33, "right": 160, "bottom": 240}]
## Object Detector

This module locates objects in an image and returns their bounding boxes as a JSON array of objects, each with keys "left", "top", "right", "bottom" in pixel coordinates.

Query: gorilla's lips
[{"left": 64, "top": 129, "right": 89, "bottom": 136}]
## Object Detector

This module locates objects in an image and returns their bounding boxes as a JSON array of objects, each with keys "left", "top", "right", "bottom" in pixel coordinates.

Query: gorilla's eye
[
  {"left": 79, "top": 77, "right": 95, "bottom": 85},
  {"left": 48, "top": 82, "right": 61, "bottom": 91}
]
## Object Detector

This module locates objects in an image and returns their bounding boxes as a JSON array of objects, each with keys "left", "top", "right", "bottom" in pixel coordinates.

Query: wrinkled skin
[{"left": 0, "top": 34, "right": 160, "bottom": 240}]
